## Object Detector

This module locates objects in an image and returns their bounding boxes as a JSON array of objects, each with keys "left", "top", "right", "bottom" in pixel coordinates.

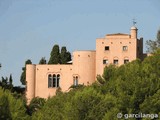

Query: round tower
[
  {"left": 130, "top": 26, "right": 138, "bottom": 39},
  {"left": 73, "top": 51, "right": 96, "bottom": 85},
  {"left": 26, "top": 64, "right": 36, "bottom": 104}
]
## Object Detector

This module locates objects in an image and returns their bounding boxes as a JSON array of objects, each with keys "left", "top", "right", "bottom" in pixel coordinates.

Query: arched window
[
  {"left": 48, "top": 74, "right": 60, "bottom": 88},
  {"left": 57, "top": 74, "right": 60, "bottom": 87},
  {"left": 48, "top": 74, "right": 52, "bottom": 88},
  {"left": 53, "top": 74, "right": 56, "bottom": 87}
]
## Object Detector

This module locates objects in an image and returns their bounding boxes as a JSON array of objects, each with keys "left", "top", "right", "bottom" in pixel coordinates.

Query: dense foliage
[
  {"left": 0, "top": 75, "right": 13, "bottom": 90},
  {"left": 39, "top": 57, "right": 47, "bottom": 64},
  {"left": 48, "top": 44, "right": 71, "bottom": 64},
  {"left": 30, "top": 49, "right": 160, "bottom": 120},
  {"left": 0, "top": 87, "right": 30, "bottom": 120}
]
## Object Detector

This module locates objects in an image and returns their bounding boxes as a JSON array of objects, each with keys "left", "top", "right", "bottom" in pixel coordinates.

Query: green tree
[
  {"left": 28, "top": 97, "right": 46, "bottom": 115},
  {"left": 0, "top": 87, "right": 30, "bottom": 120},
  {"left": 0, "top": 94, "right": 11, "bottom": 120},
  {"left": 48, "top": 44, "right": 60, "bottom": 64},
  {"left": 60, "top": 46, "right": 71, "bottom": 64},
  {"left": 146, "top": 29, "right": 160, "bottom": 53},
  {"left": 39, "top": 57, "right": 46, "bottom": 64},
  {"left": 20, "top": 59, "right": 32, "bottom": 85},
  {"left": 1, "top": 77, "right": 8, "bottom": 89},
  {"left": 9, "top": 74, "right": 13, "bottom": 90}
]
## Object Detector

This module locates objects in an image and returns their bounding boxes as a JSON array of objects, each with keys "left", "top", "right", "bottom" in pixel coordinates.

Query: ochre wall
[
  {"left": 73, "top": 51, "right": 96, "bottom": 85},
  {"left": 26, "top": 65, "right": 36, "bottom": 104},
  {"left": 35, "top": 64, "right": 73, "bottom": 98}
]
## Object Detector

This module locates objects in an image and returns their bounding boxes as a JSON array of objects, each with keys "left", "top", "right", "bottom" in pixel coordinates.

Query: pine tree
[{"left": 48, "top": 44, "right": 60, "bottom": 64}]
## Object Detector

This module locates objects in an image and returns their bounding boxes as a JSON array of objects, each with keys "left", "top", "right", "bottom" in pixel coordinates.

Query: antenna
[{"left": 132, "top": 18, "right": 137, "bottom": 26}]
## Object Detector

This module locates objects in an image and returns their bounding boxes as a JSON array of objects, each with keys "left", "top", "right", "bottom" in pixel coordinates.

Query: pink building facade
[{"left": 26, "top": 26, "right": 144, "bottom": 103}]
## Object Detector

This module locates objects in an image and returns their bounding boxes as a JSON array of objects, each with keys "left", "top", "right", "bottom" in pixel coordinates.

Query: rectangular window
[
  {"left": 113, "top": 60, "right": 118, "bottom": 65},
  {"left": 53, "top": 78, "right": 56, "bottom": 87},
  {"left": 105, "top": 46, "right": 109, "bottom": 51},
  {"left": 73, "top": 76, "right": 78, "bottom": 86},
  {"left": 103, "top": 60, "right": 108, "bottom": 64},
  {"left": 48, "top": 75, "right": 52, "bottom": 88},
  {"left": 124, "top": 59, "right": 129, "bottom": 64},
  {"left": 123, "top": 46, "right": 128, "bottom": 51}
]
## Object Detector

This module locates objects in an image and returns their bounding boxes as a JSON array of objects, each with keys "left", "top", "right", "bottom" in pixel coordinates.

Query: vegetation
[
  {"left": 0, "top": 87, "right": 30, "bottom": 120},
  {"left": 20, "top": 59, "right": 32, "bottom": 85},
  {"left": 0, "top": 75, "right": 13, "bottom": 91},
  {"left": 48, "top": 44, "right": 61, "bottom": 64},
  {"left": 48, "top": 44, "right": 71, "bottom": 64},
  {"left": 60, "top": 46, "right": 71, "bottom": 64},
  {"left": 39, "top": 57, "right": 47, "bottom": 64},
  {"left": 146, "top": 29, "right": 160, "bottom": 53}
]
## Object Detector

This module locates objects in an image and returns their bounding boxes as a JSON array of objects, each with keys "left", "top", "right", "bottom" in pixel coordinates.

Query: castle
[{"left": 26, "top": 26, "right": 144, "bottom": 103}]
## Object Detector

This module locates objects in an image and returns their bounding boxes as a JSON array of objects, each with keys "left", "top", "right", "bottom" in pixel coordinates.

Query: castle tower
[
  {"left": 130, "top": 26, "right": 138, "bottom": 39},
  {"left": 26, "top": 65, "right": 36, "bottom": 104}
]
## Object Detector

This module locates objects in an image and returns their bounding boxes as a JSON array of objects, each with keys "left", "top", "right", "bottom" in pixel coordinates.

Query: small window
[
  {"left": 105, "top": 46, "right": 109, "bottom": 51},
  {"left": 124, "top": 59, "right": 129, "bottom": 64},
  {"left": 73, "top": 76, "right": 78, "bottom": 86},
  {"left": 123, "top": 46, "right": 128, "bottom": 51},
  {"left": 103, "top": 59, "right": 108, "bottom": 64},
  {"left": 57, "top": 74, "right": 60, "bottom": 87},
  {"left": 113, "top": 60, "right": 118, "bottom": 65},
  {"left": 48, "top": 74, "right": 52, "bottom": 88},
  {"left": 53, "top": 74, "right": 56, "bottom": 87}
]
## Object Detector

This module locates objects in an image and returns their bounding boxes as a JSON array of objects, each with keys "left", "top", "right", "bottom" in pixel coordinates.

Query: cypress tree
[
  {"left": 39, "top": 57, "right": 46, "bottom": 64},
  {"left": 48, "top": 44, "right": 60, "bottom": 64},
  {"left": 60, "top": 46, "right": 71, "bottom": 64}
]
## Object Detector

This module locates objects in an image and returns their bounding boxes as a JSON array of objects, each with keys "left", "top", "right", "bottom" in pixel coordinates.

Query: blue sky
[{"left": 0, "top": 0, "right": 160, "bottom": 86}]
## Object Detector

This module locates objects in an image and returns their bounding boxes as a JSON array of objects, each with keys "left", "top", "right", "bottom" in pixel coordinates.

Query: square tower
[{"left": 96, "top": 26, "right": 143, "bottom": 76}]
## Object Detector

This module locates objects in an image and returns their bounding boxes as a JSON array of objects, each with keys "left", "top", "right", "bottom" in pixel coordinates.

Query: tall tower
[{"left": 26, "top": 65, "right": 36, "bottom": 104}]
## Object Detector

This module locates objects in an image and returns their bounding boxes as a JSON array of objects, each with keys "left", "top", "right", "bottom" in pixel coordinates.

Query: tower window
[
  {"left": 105, "top": 46, "right": 109, "bottom": 51},
  {"left": 73, "top": 76, "right": 78, "bottom": 86},
  {"left": 113, "top": 60, "right": 118, "bottom": 65},
  {"left": 124, "top": 59, "right": 129, "bottom": 64},
  {"left": 123, "top": 46, "right": 128, "bottom": 51},
  {"left": 103, "top": 59, "right": 108, "bottom": 64}
]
